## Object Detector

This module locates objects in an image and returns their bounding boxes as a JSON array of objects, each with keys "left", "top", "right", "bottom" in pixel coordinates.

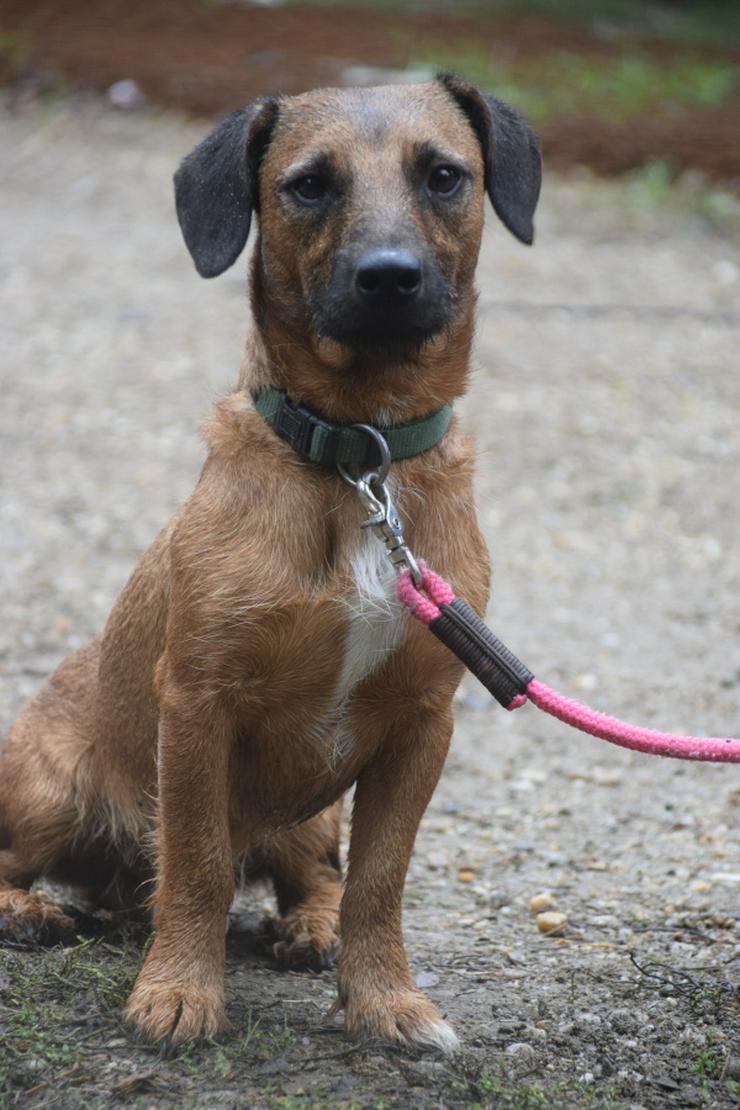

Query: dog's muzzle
[{"left": 313, "top": 243, "right": 452, "bottom": 351}]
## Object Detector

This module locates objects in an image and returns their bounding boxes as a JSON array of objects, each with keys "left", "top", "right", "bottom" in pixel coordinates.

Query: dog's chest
[{"left": 333, "top": 534, "right": 404, "bottom": 706}]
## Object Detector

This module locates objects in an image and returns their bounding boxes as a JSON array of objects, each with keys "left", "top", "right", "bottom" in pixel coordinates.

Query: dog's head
[{"left": 175, "top": 75, "right": 540, "bottom": 361}]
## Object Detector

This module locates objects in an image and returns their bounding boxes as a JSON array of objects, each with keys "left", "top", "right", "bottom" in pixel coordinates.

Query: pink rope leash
[
  {"left": 525, "top": 679, "right": 738, "bottom": 763},
  {"left": 397, "top": 564, "right": 740, "bottom": 765}
]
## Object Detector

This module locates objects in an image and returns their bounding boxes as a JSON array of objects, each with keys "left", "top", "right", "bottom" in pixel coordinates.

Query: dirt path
[{"left": 1, "top": 96, "right": 738, "bottom": 1109}]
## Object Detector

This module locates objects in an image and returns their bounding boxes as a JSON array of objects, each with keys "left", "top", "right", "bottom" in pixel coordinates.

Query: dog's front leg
[
  {"left": 126, "top": 685, "right": 234, "bottom": 1050},
  {"left": 338, "top": 704, "right": 458, "bottom": 1054}
]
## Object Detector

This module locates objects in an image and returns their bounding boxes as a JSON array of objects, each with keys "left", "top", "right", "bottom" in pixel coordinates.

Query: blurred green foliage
[
  {"left": 295, "top": 0, "right": 740, "bottom": 47},
  {"left": 407, "top": 46, "right": 738, "bottom": 125},
  {"left": 480, "top": 0, "right": 740, "bottom": 45},
  {"left": 0, "top": 29, "right": 32, "bottom": 71}
]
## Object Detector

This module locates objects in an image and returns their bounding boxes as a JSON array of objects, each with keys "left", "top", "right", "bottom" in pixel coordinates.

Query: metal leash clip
[
  {"left": 338, "top": 424, "right": 423, "bottom": 587},
  {"left": 356, "top": 474, "right": 423, "bottom": 585}
]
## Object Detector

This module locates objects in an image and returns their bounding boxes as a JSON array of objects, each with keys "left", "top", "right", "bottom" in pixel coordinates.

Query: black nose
[{"left": 355, "top": 249, "right": 422, "bottom": 300}]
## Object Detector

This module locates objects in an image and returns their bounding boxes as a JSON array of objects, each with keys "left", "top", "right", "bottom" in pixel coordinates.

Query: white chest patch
[
  {"left": 303, "top": 514, "right": 405, "bottom": 765},
  {"left": 335, "top": 534, "right": 404, "bottom": 707}
]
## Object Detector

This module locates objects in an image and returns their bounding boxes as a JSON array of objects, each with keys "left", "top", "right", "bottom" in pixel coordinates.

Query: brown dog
[{"left": 0, "top": 74, "right": 540, "bottom": 1052}]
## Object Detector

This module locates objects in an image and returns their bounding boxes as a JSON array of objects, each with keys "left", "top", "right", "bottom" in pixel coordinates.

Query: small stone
[
  {"left": 529, "top": 892, "right": 556, "bottom": 914},
  {"left": 410, "top": 1059, "right": 447, "bottom": 1078},
  {"left": 497, "top": 1021, "right": 523, "bottom": 1034},
  {"left": 107, "top": 79, "right": 145, "bottom": 110},
  {"left": 337, "top": 1074, "right": 358, "bottom": 1094},
  {"left": 506, "top": 1041, "right": 535, "bottom": 1058},
  {"left": 414, "top": 970, "right": 440, "bottom": 988},
  {"left": 709, "top": 913, "right": 734, "bottom": 928},
  {"left": 610, "top": 1007, "right": 638, "bottom": 1034},
  {"left": 652, "top": 1075, "right": 680, "bottom": 1091},
  {"left": 725, "top": 1057, "right": 740, "bottom": 1080},
  {"left": 505, "top": 1042, "right": 536, "bottom": 1074},
  {"left": 486, "top": 890, "right": 509, "bottom": 909},
  {"left": 591, "top": 914, "right": 619, "bottom": 927},
  {"left": 458, "top": 868, "right": 476, "bottom": 882},
  {"left": 257, "top": 1056, "right": 288, "bottom": 1076},
  {"left": 536, "top": 911, "right": 567, "bottom": 934},
  {"left": 596, "top": 767, "right": 622, "bottom": 785}
]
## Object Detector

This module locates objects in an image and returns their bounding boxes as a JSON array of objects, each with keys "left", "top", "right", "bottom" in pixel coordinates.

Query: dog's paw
[
  {"left": 126, "top": 974, "right": 226, "bottom": 1052},
  {"left": 0, "top": 890, "right": 76, "bottom": 947},
  {"left": 341, "top": 984, "right": 459, "bottom": 1055},
  {"left": 272, "top": 904, "right": 340, "bottom": 972}
]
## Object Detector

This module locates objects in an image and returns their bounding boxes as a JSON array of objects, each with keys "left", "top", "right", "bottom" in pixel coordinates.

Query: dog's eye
[
  {"left": 292, "top": 175, "right": 326, "bottom": 203},
  {"left": 428, "top": 165, "right": 462, "bottom": 196}
]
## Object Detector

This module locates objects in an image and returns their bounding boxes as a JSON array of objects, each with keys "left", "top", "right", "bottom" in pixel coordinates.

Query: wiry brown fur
[{"left": 0, "top": 78, "right": 540, "bottom": 1053}]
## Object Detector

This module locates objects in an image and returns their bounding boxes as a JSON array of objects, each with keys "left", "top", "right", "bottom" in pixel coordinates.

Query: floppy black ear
[
  {"left": 438, "top": 73, "right": 541, "bottom": 246},
  {"left": 174, "top": 98, "right": 278, "bottom": 278}
]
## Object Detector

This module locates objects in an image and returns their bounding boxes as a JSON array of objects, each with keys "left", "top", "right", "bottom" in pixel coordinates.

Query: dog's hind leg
[
  {"left": 0, "top": 642, "right": 111, "bottom": 945},
  {"left": 0, "top": 779, "right": 78, "bottom": 945},
  {"left": 265, "top": 803, "right": 343, "bottom": 971},
  {"left": 0, "top": 853, "right": 77, "bottom": 945}
]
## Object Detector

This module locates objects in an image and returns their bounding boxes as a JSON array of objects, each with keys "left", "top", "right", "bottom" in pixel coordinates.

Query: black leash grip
[{"left": 429, "top": 598, "right": 534, "bottom": 708}]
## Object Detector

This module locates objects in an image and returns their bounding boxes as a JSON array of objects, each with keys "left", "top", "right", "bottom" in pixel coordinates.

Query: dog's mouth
[{"left": 310, "top": 247, "right": 454, "bottom": 355}]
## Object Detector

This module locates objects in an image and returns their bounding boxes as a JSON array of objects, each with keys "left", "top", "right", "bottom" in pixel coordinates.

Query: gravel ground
[{"left": 1, "top": 95, "right": 739, "bottom": 1109}]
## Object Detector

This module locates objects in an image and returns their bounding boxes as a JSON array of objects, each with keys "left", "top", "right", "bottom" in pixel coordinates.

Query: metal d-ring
[
  {"left": 338, "top": 427, "right": 423, "bottom": 588},
  {"left": 337, "top": 424, "right": 391, "bottom": 489}
]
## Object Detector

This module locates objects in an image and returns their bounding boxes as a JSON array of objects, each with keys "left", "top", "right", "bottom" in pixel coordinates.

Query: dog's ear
[
  {"left": 174, "top": 98, "right": 279, "bottom": 278},
  {"left": 438, "top": 72, "right": 541, "bottom": 246}
]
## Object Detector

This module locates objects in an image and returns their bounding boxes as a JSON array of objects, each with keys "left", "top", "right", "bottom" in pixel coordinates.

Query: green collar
[{"left": 251, "top": 387, "right": 453, "bottom": 471}]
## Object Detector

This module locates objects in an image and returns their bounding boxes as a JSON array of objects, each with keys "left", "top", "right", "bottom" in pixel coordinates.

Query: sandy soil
[{"left": 0, "top": 95, "right": 738, "bottom": 1108}]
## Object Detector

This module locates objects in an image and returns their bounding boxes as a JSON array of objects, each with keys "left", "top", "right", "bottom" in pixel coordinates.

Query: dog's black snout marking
[{"left": 355, "top": 249, "right": 422, "bottom": 300}]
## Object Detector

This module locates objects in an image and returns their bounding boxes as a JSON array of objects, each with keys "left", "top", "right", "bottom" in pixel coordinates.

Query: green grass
[
  {"left": 407, "top": 43, "right": 738, "bottom": 126},
  {"left": 695, "top": 1030, "right": 723, "bottom": 1083},
  {"left": 0, "top": 936, "right": 138, "bottom": 1096},
  {"left": 466, "top": 1068, "right": 627, "bottom": 1109}
]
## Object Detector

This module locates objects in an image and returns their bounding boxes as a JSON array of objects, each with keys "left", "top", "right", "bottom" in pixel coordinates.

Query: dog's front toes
[
  {"left": 126, "top": 975, "right": 226, "bottom": 1051},
  {"left": 0, "top": 890, "right": 76, "bottom": 947},
  {"left": 343, "top": 986, "right": 459, "bottom": 1056}
]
